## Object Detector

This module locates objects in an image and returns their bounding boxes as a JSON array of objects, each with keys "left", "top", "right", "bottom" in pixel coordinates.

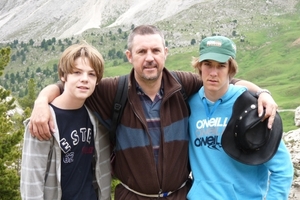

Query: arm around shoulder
[
  {"left": 36, "top": 83, "right": 61, "bottom": 102},
  {"left": 173, "top": 71, "right": 203, "bottom": 97},
  {"left": 29, "top": 83, "right": 61, "bottom": 140},
  {"left": 234, "top": 79, "right": 278, "bottom": 129},
  {"left": 233, "top": 79, "right": 261, "bottom": 92}
]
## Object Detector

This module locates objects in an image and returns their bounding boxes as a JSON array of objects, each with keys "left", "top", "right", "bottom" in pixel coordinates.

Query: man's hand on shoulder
[
  {"left": 29, "top": 97, "right": 55, "bottom": 140},
  {"left": 257, "top": 90, "right": 278, "bottom": 129}
]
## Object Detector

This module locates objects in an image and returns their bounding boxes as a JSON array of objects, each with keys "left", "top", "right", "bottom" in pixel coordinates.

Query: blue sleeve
[{"left": 264, "top": 140, "right": 294, "bottom": 200}]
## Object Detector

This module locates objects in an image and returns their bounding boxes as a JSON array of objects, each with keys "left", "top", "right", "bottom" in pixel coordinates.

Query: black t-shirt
[{"left": 50, "top": 104, "right": 97, "bottom": 200}]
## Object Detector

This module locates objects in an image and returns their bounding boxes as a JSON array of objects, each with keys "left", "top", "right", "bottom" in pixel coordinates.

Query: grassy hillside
[
  {"left": 102, "top": 10, "right": 300, "bottom": 132},
  {"left": 1, "top": 2, "right": 299, "bottom": 132}
]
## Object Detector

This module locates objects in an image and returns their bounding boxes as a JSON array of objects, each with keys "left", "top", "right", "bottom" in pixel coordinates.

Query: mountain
[
  {"left": 0, "top": 0, "right": 299, "bottom": 133},
  {"left": 0, "top": 0, "right": 297, "bottom": 43},
  {"left": 1, "top": 1, "right": 300, "bottom": 198},
  {"left": 0, "top": 0, "right": 205, "bottom": 43}
]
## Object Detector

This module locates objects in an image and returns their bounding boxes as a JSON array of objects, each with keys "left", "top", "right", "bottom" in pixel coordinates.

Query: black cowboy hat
[{"left": 221, "top": 91, "right": 283, "bottom": 165}]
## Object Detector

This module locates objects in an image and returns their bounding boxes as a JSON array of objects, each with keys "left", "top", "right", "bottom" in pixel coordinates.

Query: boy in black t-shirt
[{"left": 21, "top": 43, "right": 111, "bottom": 200}]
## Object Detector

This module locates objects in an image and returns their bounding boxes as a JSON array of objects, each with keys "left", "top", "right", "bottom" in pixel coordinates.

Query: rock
[
  {"left": 295, "top": 106, "right": 300, "bottom": 127},
  {"left": 284, "top": 128, "right": 300, "bottom": 199}
]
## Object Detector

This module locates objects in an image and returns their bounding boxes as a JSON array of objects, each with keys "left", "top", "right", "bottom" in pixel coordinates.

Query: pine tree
[
  {"left": 0, "top": 47, "right": 23, "bottom": 200},
  {"left": 0, "top": 48, "right": 10, "bottom": 76},
  {"left": 19, "top": 78, "right": 37, "bottom": 109}
]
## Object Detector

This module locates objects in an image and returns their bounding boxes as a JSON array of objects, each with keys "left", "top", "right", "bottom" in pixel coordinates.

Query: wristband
[{"left": 256, "top": 89, "right": 271, "bottom": 96}]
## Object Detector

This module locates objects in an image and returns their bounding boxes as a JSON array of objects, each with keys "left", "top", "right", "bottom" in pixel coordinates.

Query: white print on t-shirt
[
  {"left": 193, "top": 117, "right": 228, "bottom": 150},
  {"left": 63, "top": 152, "right": 74, "bottom": 163},
  {"left": 196, "top": 117, "right": 228, "bottom": 130},
  {"left": 60, "top": 138, "right": 72, "bottom": 154},
  {"left": 71, "top": 128, "right": 93, "bottom": 145},
  {"left": 60, "top": 128, "right": 92, "bottom": 154}
]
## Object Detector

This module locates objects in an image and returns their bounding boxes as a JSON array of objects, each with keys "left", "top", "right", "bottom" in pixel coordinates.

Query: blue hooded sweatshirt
[{"left": 187, "top": 84, "right": 293, "bottom": 200}]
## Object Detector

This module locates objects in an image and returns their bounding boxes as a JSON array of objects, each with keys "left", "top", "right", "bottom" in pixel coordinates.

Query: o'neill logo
[
  {"left": 206, "top": 40, "right": 222, "bottom": 47},
  {"left": 194, "top": 117, "right": 228, "bottom": 150}
]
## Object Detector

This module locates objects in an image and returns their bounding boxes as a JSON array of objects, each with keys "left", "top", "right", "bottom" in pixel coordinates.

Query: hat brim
[
  {"left": 199, "top": 52, "right": 231, "bottom": 63},
  {"left": 221, "top": 91, "right": 283, "bottom": 165}
]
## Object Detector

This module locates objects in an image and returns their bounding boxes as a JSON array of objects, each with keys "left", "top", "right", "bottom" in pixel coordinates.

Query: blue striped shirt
[{"left": 137, "top": 84, "right": 163, "bottom": 164}]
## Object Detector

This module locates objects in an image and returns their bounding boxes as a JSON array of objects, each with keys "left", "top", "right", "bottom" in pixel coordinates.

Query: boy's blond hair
[
  {"left": 58, "top": 43, "right": 104, "bottom": 83},
  {"left": 191, "top": 56, "right": 238, "bottom": 80}
]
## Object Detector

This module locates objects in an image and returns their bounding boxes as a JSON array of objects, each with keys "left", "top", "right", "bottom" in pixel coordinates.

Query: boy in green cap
[{"left": 187, "top": 36, "right": 293, "bottom": 200}]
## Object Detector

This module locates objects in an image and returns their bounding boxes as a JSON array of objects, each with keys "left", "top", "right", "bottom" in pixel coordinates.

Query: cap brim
[
  {"left": 199, "top": 52, "right": 231, "bottom": 63},
  {"left": 221, "top": 91, "right": 283, "bottom": 165}
]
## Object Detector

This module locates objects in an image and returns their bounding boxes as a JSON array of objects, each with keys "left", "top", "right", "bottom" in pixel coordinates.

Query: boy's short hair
[
  {"left": 58, "top": 43, "right": 104, "bottom": 83},
  {"left": 191, "top": 56, "right": 238, "bottom": 80}
]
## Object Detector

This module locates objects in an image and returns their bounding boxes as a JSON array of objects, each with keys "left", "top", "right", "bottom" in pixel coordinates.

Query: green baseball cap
[{"left": 199, "top": 36, "right": 236, "bottom": 63}]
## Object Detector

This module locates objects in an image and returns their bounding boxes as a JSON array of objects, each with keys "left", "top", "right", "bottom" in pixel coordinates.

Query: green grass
[
  {"left": 235, "top": 13, "right": 300, "bottom": 112},
  {"left": 1, "top": 4, "right": 299, "bottom": 133},
  {"left": 104, "top": 63, "right": 132, "bottom": 77},
  {"left": 103, "top": 11, "right": 300, "bottom": 133},
  {"left": 279, "top": 111, "right": 297, "bottom": 133},
  {"left": 233, "top": 13, "right": 300, "bottom": 132}
]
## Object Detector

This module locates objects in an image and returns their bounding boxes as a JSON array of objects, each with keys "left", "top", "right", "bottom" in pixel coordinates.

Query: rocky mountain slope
[
  {"left": 0, "top": 0, "right": 298, "bottom": 43},
  {"left": 0, "top": 0, "right": 204, "bottom": 43},
  {"left": 282, "top": 107, "right": 300, "bottom": 199}
]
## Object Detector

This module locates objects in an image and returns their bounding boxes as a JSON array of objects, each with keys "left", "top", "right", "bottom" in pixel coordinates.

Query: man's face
[{"left": 126, "top": 34, "right": 168, "bottom": 84}]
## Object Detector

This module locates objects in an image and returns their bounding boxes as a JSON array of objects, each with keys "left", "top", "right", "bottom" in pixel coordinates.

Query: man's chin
[
  {"left": 142, "top": 73, "right": 159, "bottom": 81},
  {"left": 144, "top": 76, "right": 158, "bottom": 81}
]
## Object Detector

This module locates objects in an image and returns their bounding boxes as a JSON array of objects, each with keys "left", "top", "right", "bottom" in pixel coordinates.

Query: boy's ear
[{"left": 60, "top": 77, "right": 65, "bottom": 82}]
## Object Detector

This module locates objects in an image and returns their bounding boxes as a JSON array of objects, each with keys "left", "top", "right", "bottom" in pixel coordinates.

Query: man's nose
[{"left": 145, "top": 51, "right": 154, "bottom": 61}]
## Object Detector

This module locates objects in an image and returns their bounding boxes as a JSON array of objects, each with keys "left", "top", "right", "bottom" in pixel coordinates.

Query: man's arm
[
  {"left": 29, "top": 84, "right": 60, "bottom": 140},
  {"left": 177, "top": 72, "right": 277, "bottom": 128},
  {"left": 235, "top": 80, "right": 278, "bottom": 129}
]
